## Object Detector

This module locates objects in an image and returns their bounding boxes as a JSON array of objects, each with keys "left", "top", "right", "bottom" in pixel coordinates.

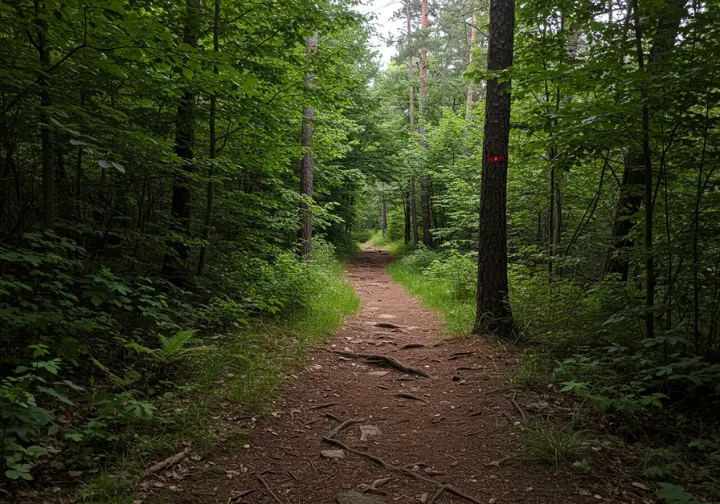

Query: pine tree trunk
[{"left": 473, "top": 0, "right": 515, "bottom": 336}]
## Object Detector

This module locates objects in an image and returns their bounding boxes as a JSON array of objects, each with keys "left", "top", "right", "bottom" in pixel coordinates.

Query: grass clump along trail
[{"left": 3, "top": 0, "right": 720, "bottom": 503}]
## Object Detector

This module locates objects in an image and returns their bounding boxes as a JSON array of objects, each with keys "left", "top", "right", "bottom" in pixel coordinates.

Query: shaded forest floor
[{"left": 141, "top": 246, "right": 652, "bottom": 504}]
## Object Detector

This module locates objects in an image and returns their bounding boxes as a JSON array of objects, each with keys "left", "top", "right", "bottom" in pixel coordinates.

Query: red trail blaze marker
[{"left": 487, "top": 155, "right": 506, "bottom": 163}]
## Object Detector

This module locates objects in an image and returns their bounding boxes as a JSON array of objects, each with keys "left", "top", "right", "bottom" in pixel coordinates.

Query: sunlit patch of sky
[{"left": 355, "top": 0, "right": 405, "bottom": 67}]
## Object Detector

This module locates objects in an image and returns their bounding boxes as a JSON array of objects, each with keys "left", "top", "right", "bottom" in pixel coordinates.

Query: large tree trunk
[
  {"left": 473, "top": 0, "right": 515, "bottom": 336},
  {"left": 198, "top": 0, "right": 221, "bottom": 276},
  {"left": 300, "top": 33, "right": 319, "bottom": 260},
  {"left": 164, "top": 0, "right": 201, "bottom": 278}
]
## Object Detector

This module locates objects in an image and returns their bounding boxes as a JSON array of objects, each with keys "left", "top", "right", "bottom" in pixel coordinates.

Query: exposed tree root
[
  {"left": 399, "top": 343, "right": 426, "bottom": 350},
  {"left": 327, "top": 417, "right": 366, "bottom": 439},
  {"left": 321, "top": 437, "right": 487, "bottom": 503},
  {"left": 308, "top": 402, "right": 338, "bottom": 410},
  {"left": 328, "top": 350, "right": 431, "bottom": 378},
  {"left": 394, "top": 393, "right": 428, "bottom": 404}
]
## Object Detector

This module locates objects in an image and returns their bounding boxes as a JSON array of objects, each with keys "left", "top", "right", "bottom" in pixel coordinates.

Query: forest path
[{"left": 151, "top": 246, "right": 607, "bottom": 504}]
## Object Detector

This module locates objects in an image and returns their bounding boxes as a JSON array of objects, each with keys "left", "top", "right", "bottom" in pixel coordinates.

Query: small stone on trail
[
  {"left": 359, "top": 424, "right": 382, "bottom": 441},
  {"left": 321, "top": 449, "right": 345, "bottom": 460},
  {"left": 368, "top": 370, "right": 389, "bottom": 377},
  {"left": 336, "top": 490, "right": 385, "bottom": 504},
  {"left": 349, "top": 339, "right": 363, "bottom": 344},
  {"left": 377, "top": 314, "right": 395, "bottom": 319},
  {"left": 419, "top": 493, "right": 428, "bottom": 503}
]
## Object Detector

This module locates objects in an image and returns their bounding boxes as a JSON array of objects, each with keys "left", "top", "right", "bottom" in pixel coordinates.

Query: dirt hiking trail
[{"left": 148, "top": 247, "right": 637, "bottom": 504}]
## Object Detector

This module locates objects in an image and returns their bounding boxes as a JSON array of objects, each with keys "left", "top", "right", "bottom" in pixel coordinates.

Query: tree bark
[
  {"left": 164, "top": 0, "right": 201, "bottom": 278},
  {"left": 404, "top": 191, "right": 411, "bottom": 244},
  {"left": 632, "top": 0, "right": 655, "bottom": 341},
  {"left": 198, "top": 0, "right": 220, "bottom": 276},
  {"left": 411, "top": 177, "right": 419, "bottom": 247},
  {"left": 418, "top": 0, "right": 432, "bottom": 247},
  {"left": 407, "top": 0, "right": 415, "bottom": 131},
  {"left": 466, "top": 7, "right": 478, "bottom": 121},
  {"left": 300, "top": 32, "right": 319, "bottom": 260},
  {"left": 473, "top": 0, "right": 515, "bottom": 336},
  {"left": 35, "top": 0, "right": 54, "bottom": 231}
]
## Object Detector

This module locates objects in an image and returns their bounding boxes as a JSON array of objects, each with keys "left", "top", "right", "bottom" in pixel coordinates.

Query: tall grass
[{"left": 387, "top": 253, "right": 475, "bottom": 336}]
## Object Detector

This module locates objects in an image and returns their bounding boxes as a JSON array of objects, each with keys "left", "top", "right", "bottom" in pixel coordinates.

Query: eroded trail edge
[{"left": 148, "top": 247, "right": 608, "bottom": 504}]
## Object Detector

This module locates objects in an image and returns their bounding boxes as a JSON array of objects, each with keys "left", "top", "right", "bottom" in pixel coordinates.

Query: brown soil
[{"left": 144, "top": 247, "right": 649, "bottom": 504}]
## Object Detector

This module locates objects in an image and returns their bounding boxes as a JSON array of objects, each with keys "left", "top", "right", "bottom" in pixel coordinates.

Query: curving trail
[{"left": 148, "top": 246, "right": 629, "bottom": 504}]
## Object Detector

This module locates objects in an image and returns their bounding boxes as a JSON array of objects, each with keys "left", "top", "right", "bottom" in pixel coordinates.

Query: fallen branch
[
  {"left": 448, "top": 352, "right": 473, "bottom": 360},
  {"left": 145, "top": 447, "right": 191, "bottom": 475},
  {"left": 329, "top": 350, "right": 431, "bottom": 378},
  {"left": 327, "top": 417, "right": 365, "bottom": 439},
  {"left": 256, "top": 475, "right": 287, "bottom": 504},
  {"left": 394, "top": 393, "right": 429, "bottom": 404},
  {"left": 509, "top": 392, "right": 527, "bottom": 424},
  {"left": 322, "top": 438, "right": 487, "bottom": 502},
  {"left": 399, "top": 343, "right": 426, "bottom": 350}
]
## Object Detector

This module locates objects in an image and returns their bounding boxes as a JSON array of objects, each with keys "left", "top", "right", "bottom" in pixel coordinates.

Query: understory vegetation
[{"left": 0, "top": 0, "right": 370, "bottom": 498}]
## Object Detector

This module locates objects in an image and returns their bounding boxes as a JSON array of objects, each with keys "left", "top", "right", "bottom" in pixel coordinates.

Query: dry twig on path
[
  {"left": 227, "top": 489, "right": 255, "bottom": 504},
  {"left": 509, "top": 392, "right": 527, "bottom": 424},
  {"left": 255, "top": 474, "right": 287, "bottom": 504},
  {"left": 145, "top": 446, "right": 191, "bottom": 475},
  {"left": 328, "top": 350, "right": 431, "bottom": 378}
]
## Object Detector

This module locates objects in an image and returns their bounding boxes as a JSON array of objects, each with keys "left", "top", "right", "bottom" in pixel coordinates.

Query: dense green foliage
[{"left": 0, "top": 0, "right": 372, "bottom": 494}]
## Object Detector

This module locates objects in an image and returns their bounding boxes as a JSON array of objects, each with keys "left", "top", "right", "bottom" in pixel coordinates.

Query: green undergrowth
[
  {"left": 367, "top": 231, "right": 413, "bottom": 255},
  {"left": 383, "top": 246, "right": 720, "bottom": 503},
  {"left": 73, "top": 257, "right": 359, "bottom": 503},
  {"left": 387, "top": 248, "right": 475, "bottom": 336}
]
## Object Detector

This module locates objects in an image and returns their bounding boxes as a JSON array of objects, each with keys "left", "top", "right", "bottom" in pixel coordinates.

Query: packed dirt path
[{"left": 150, "top": 247, "right": 635, "bottom": 504}]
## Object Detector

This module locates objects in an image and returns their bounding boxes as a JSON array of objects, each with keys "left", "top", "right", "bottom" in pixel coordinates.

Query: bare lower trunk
[
  {"left": 300, "top": 33, "right": 319, "bottom": 260},
  {"left": 35, "top": 1, "right": 54, "bottom": 231},
  {"left": 474, "top": 0, "right": 515, "bottom": 336},
  {"left": 198, "top": 0, "right": 221, "bottom": 276},
  {"left": 163, "top": 0, "right": 201, "bottom": 278}
]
